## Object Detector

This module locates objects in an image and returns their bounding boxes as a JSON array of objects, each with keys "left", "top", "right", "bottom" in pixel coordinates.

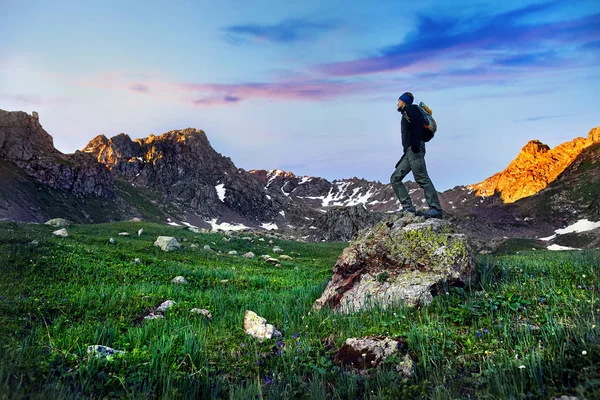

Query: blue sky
[{"left": 1, "top": 0, "right": 599, "bottom": 190}]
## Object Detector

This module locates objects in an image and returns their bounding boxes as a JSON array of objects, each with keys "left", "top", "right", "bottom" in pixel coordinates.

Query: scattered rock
[
  {"left": 279, "top": 255, "right": 293, "bottom": 260},
  {"left": 144, "top": 313, "right": 164, "bottom": 320},
  {"left": 45, "top": 218, "right": 70, "bottom": 227},
  {"left": 118, "top": 232, "right": 130, "bottom": 236},
  {"left": 313, "top": 215, "right": 475, "bottom": 313},
  {"left": 190, "top": 243, "right": 199, "bottom": 248},
  {"left": 243, "top": 310, "right": 282, "bottom": 341},
  {"left": 258, "top": 238, "right": 265, "bottom": 242},
  {"left": 153, "top": 236, "right": 181, "bottom": 251},
  {"left": 334, "top": 336, "right": 409, "bottom": 371},
  {"left": 190, "top": 308, "right": 212, "bottom": 319},
  {"left": 203, "top": 245, "right": 213, "bottom": 251},
  {"left": 220, "top": 279, "right": 229, "bottom": 283},
  {"left": 188, "top": 227, "right": 201, "bottom": 234},
  {"left": 109, "top": 237, "right": 115, "bottom": 244},
  {"left": 134, "top": 258, "right": 141, "bottom": 264},
  {"left": 171, "top": 276, "right": 188, "bottom": 284},
  {"left": 268, "top": 240, "right": 273, "bottom": 244},
  {"left": 242, "top": 237, "right": 252, "bottom": 241},
  {"left": 260, "top": 254, "right": 271, "bottom": 261},
  {"left": 396, "top": 354, "right": 415, "bottom": 378},
  {"left": 87, "top": 345, "right": 125, "bottom": 358},
  {"left": 228, "top": 250, "right": 238, "bottom": 255},
  {"left": 137, "top": 228, "right": 144, "bottom": 236},
  {"left": 52, "top": 228, "right": 68, "bottom": 237},
  {"left": 242, "top": 252, "right": 255, "bottom": 258},
  {"left": 182, "top": 238, "right": 188, "bottom": 242},
  {"left": 30, "top": 240, "right": 39, "bottom": 245},
  {"left": 272, "top": 246, "right": 283, "bottom": 253},
  {"left": 156, "top": 300, "right": 176, "bottom": 313},
  {"left": 265, "top": 257, "right": 280, "bottom": 265}
]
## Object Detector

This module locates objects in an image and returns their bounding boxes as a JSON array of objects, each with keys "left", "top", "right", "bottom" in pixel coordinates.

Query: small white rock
[
  {"left": 109, "top": 237, "right": 115, "bottom": 244},
  {"left": 137, "top": 228, "right": 144, "bottom": 236},
  {"left": 52, "top": 228, "right": 68, "bottom": 237},
  {"left": 171, "top": 276, "right": 188, "bottom": 284},
  {"left": 134, "top": 258, "right": 141, "bottom": 264},
  {"left": 228, "top": 250, "right": 238, "bottom": 255},
  {"left": 118, "top": 232, "right": 130, "bottom": 236},
  {"left": 203, "top": 245, "right": 213, "bottom": 251},
  {"left": 190, "top": 308, "right": 212, "bottom": 319},
  {"left": 156, "top": 300, "right": 176, "bottom": 313},
  {"left": 242, "top": 252, "right": 255, "bottom": 258}
]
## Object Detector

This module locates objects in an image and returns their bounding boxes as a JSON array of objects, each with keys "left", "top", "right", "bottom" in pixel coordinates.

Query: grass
[{"left": 0, "top": 221, "right": 598, "bottom": 399}]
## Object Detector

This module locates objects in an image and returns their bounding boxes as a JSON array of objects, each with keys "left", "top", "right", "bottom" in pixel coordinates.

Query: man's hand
[{"left": 411, "top": 145, "right": 420, "bottom": 153}]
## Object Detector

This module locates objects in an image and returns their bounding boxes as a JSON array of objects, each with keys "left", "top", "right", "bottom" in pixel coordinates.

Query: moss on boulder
[{"left": 313, "top": 214, "right": 476, "bottom": 313}]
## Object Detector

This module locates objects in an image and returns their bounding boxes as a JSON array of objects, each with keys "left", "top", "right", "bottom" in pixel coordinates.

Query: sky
[{"left": 1, "top": 0, "right": 599, "bottom": 191}]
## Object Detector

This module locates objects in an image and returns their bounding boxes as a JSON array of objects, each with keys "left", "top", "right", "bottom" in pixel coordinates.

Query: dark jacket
[{"left": 400, "top": 104, "right": 425, "bottom": 153}]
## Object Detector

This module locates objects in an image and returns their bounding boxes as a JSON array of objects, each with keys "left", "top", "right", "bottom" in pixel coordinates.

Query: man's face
[{"left": 397, "top": 98, "right": 405, "bottom": 111}]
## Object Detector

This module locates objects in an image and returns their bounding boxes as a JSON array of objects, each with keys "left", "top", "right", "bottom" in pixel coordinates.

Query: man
[{"left": 390, "top": 92, "right": 443, "bottom": 218}]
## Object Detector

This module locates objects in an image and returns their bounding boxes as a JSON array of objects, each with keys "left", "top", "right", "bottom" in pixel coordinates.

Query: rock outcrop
[
  {"left": 313, "top": 214, "right": 476, "bottom": 313},
  {"left": 0, "top": 110, "right": 114, "bottom": 198},
  {"left": 334, "top": 336, "right": 413, "bottom": 376},
  {"left": 313, "top": 205, "right": 384, "bottom": 242},
  {"left": 468, "top": 127, "right": 600, "bottom": 203}
]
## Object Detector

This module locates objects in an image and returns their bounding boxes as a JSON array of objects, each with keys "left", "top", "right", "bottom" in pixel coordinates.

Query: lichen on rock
[{"left": 313, "top": 214, "right": 476, "bottom": 313}]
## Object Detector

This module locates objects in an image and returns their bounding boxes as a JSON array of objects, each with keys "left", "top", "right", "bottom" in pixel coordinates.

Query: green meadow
[{"left": 0, "top": 221, "right": 598, "bottom": 399}]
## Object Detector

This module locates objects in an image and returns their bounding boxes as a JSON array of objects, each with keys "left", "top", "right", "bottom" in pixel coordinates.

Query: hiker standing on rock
[{"left": 390, "top": 92, "right": 443, "bottom": 219}]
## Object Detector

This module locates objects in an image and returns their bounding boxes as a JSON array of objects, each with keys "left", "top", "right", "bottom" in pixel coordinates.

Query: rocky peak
[
  {"left": 0, "top": 110, "right": 55, "bottom": 161},
  {"left": 468, "top": 127, "right": 600, "bottom": 203}
]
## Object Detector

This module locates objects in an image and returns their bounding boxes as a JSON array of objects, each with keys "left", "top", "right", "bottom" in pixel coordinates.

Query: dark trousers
[{"left": 390, "top": 144, "right": 441, "bottom": 211}]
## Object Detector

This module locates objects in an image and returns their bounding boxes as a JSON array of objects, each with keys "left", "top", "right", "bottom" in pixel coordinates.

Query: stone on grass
[
  {"left": 87, "top": 345, "right": 124, "bottom": 358},
  {"left": 118, "top": 232, "right": 130, "bottom": 236},
  {"left": 243, "top": 310, "right": 282, "bottom": 342},
  {"left": 242, "top": 252, "right": 255, "bottom": 259},
  {"left": 334, "top": 336, "right": 412, "bottom": 376},
  {"left": 52, "top": 228, "right": 68, "bottom": 237},
  {"left": 171, "top": 276, "right": 188, "bottom": 284},
  {"left": 137, "top": 228, "right": 144, "bottom": 236},
  {"left": 228, "top": 250, "right": 238, "bottom": 255},
  {"left": 203, "top": 245, "right": 213, "bottom": 251},
  {"left": 109, "top": 237, "right": 115, "bottom": 244},
  {"left": 190, "top": 308, "right": 212, "bottom": 319},
  {"left": 313, "top": 215, "right": 475, "bottom": 313},
  {"left": 190, "top": 243, "right": 198, "bottom": 248},
  {"left": 45, "top": 218, "right": 70, "bottom": 227},
  {"left": 188, "top": 227, "right": 201, "bottom": 234},
  {"left": 134, "top": 258, "right": 141, "bottom": 264},
  {"left": 265, "top": 257, "right": 280, "bottom": 265},
  {"left": 144, "top": 313, "right": 164, "bottom": 320},
  {"left": 154, "top": 236, "right": 180, "bottom": 251},
  {"left": 279, "top": 255, "right": 293, "bottom": 260},
  {"left": 156, "top": 300, "right": 176, "bottom": 313},
  {"left": 30, "top": 240, "right": 39, "bottom": 245},
  {"left": 272, "top": 246, "right": 283, "bottom": 253}
]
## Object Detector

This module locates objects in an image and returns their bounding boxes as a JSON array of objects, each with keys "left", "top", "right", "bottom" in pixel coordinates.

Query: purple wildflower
[
  {"left": 241, "top": 343, "right": 245, "bottom": 348},
  {"left": 293, "top": 332, "right": 299, "bottom": 339},
  {"left": 278, "top": 350, "right": 282, "bottom": 356},
  {"left": 477, "top": 331, "right": 482, "bottom": 338},
  {"left": 265, "top": 377, "right": 271, "bottom": 384},
  {"left": 484, "top": 329, "right": 488, "bottom": 334}
]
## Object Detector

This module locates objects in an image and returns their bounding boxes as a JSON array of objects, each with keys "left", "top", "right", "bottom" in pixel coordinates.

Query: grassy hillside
[{"left": 0, "top": 221, "right": 598, "bottom": 399}]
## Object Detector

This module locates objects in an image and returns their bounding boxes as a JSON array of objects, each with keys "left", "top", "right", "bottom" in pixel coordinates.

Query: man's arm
[{"left": 406, "top": 105, "right": 424, "bottom": 153}]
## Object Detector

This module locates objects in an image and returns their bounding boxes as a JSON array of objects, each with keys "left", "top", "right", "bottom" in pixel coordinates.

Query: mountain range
[{"left": 1, "top": 109, "right": 598, "bottom": 251}]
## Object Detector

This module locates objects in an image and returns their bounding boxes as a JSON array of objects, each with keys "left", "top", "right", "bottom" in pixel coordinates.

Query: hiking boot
[
  {"left": 419, "top": 208, "right": 443, "bottom": 219},
  {"left": 402, "top": 206, "right": 417, "bottom": 215}
]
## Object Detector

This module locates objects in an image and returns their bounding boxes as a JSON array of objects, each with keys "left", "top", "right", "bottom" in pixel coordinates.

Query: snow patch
[
  {"left": 547, "top": 244, "right": 580, "bottom": 251},
  {"left": 299, "top": 176, "right": 311, "bottom": 184},
  {"left": 556, "top": 219, "right": 600, "bottom": 235},
  {"left": 167, "top": 222, "right": 182, "bottom": 227},
  {"left": 261, "top": 222, "right": 278, "bottom": 230},
  {"left": 279, "top": 210, "right": 285, "bottom": 217},
  {"left": 215, "top": 184, "right": 226, "bottom": 202},
  {"left": 206, "top": 218, "right": 249, "bottom": 232},
  {"left": 181, "top": 222, "right": 198, "bottom": 228}
]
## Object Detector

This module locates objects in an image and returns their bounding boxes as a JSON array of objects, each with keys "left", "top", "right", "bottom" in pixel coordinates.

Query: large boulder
[
  {"left": 313, "top": 214, "right": 475, "bottom": 313},
  {"left": 153, "top": 236, "right": 180, "bottom": 251},
  {"left": 45, "top": 218, "right": 70, "bottom": 227},
  {"left": 334, "top": 336, "right": 413, "bottom": 376}
]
